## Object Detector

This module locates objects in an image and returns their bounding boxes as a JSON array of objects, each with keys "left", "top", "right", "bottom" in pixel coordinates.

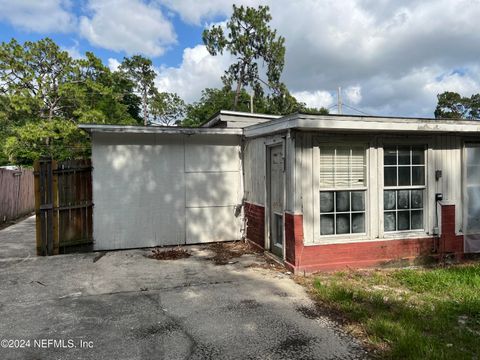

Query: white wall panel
[
  {"left": 186, "top": 206, "right": 242, "bottom": 244},
  {"left": 185, "top": 135, "right": 240, "bottom": 172},
  {"left": 92, "top": 133, "right": 242, "bottom": 250},
  {"left": 185, "top": 172, "right": 241, "bottom": 207}
]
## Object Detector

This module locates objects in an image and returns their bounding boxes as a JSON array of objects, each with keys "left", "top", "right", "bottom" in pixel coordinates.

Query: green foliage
[
  {"left": 119, "top": 55, "right": 156, "bottom": 125},
  {"left": 4, "top": 119, "right": 90, "bottom": 165},
  {"left": 182, "top": 87, "right": 328, "bottom": 127},
  {"left": 311, "top": 265, "right": 480, "bottom": 359},
  {"left": 434, "top": 91, "right": 480, "bottom": 120},
  {"left": 203, "top": 5, "right": 286, "bottom": 108},
  {"left": 150, "top": 91, "right": 186, "bottom": 126},
  {"left": 0, "top": 38, "right": 146, "bottom": 165}
]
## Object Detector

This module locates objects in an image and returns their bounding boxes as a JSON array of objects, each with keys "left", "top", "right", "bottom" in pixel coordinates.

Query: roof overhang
[
  {"left": 201, "top": 110, "right": 281, "bottom": 128},
  {"left": 79, "top": 124, "right": 242, "bottom": 136},
  {"left": 244, "top": 113, "right": 480, "bottom": 138}
]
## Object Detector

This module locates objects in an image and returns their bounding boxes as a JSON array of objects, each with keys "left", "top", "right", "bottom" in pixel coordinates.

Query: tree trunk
[
  {"left": 142, "top": 89, "right": 148, "bottom": 126},
  {"left": 233, "top": 65, "right": 245, "bottom": 110}
]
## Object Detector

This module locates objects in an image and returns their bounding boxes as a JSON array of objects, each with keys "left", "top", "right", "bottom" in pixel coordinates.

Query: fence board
[
  {"left": 35, "top": 159, "right": 93, "bottom": 255},
  {"left": 0, "top": 168, "right": 35, "bottom": 224}
]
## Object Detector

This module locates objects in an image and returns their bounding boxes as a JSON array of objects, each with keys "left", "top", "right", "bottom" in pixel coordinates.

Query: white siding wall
[
  {"left": 297, "top": 132, "right": 465, "bottom": 245},
  {"left": 92, "top": 132, "right": 242, "bottom": 250},
  {"left": 243, "top": 137, "right": 266, "bottom": 206}
]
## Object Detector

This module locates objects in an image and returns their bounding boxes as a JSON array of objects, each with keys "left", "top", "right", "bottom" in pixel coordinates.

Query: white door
[
  {"left": 465, "top": 144, "right": 480, "bottom": 252},
  {"left": 268, "top": 145, "right": 284, "bottom": 258}
]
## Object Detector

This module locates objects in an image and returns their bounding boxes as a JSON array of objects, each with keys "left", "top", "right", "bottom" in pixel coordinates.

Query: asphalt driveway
[{"left": 0, "top": 217, "right": 367, "bottom": 359}]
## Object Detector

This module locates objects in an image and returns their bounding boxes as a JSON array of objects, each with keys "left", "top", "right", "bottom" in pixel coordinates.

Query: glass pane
[
  {"left": 336, "top": 191, "right": 350, "bottom": 212},
  {"left": 411, "top": 210, "right": 423, "bottom": 230},
  {"left": 398, "top": 147, "right": 410, "bottom": 165},
  {"left": 352, "top": 213, "right": 365, "bottom": 233},
  {"left": 384, "top": 190, "right": 396, "bottom": 210},
  {"left": 412, "top": 166, "right": 425, "bottom": 185},
  {"left": 467, "top": 165, "right": 480, "bottom": 185},
  {"left": 320, "top": 192, "right": 334, "bottom": 213},
  {"left": 398, "top": 211, "right": 410, "bottom": 230},
  {"left": 384, "top": 212, "right": 396, "bottom": 231},
  {"left": 467, "top": 146, "right": 480, "bottom": 165},
  {"left": 351, "top": 191, "right": 365, "bottom": 211},
  {"left": 384, "top": 148, "right": 397, "bottom": 165},
  {"left": 320, "top": 215, "right": 334, "bottom": 235},
  {"left": 335, "top": 148, "right": 350, "bottom": 187},
  {"left": 336, "top": 214, "right": 350, "bottom": 234},
  {"left": 397, "top": 190, "right": 410, "bottom": 209},
  {"left": 412, "top": 148, "right": 424, "bottom": 165},
  {"left": 320, "top": 147, "right": 335, "bottom": 188},
  {"left": 274, "top": 214, "right": 283, "bottom": 245},
  {"left": 384, "top": 167, "right": 397, "bottom": 186},
  {"left": 398, "top": 167, "right": 411, "bottom": 186},
  {"left": 411, "top": 190, "right": 423, "bottom": 209}
]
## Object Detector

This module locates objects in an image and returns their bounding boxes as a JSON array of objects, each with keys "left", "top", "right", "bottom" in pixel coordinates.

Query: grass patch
[{"left": 309, "top": 264, "right": 480, "bottom": 359}]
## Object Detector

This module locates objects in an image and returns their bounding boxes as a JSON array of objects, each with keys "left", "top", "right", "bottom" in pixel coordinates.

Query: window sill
[{"left": 305, "top": 231, "right": 431, "bottom": 246}]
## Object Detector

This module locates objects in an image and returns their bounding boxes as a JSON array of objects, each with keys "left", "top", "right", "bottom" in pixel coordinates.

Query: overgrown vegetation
[{"left": 309, "top": 264, "right": 480, "bottom": 359}]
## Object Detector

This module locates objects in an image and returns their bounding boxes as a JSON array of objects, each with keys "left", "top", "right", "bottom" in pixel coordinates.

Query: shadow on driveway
[{"left": 0, "top": 218, "right": 368, "bottom": 359}]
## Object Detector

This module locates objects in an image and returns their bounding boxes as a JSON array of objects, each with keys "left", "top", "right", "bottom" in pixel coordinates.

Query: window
[
  {"left": 383, "top": 146, "right": 425, "bottom": 232},
  {"left": 319, "top": 146, "right": 367, "bottom": 235}
]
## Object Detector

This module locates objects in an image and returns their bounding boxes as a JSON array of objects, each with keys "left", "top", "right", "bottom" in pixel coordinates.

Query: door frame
[
  {"left": 463, "top": 141, "right": 480, "bottom": 252},
  {"left": 265, "top": 138, "right": 286, "bottom": 260}
]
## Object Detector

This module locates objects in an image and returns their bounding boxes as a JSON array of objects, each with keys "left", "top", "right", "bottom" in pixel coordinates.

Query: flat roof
[
  {"left": 201, "top": 110, "right": 281, "bottom": 128},
  {"left": 78, "top": 124, "right": 242, "bottom": 135},
  {"left": 243, "top": 113, "right": 480, "bottom": 137}
]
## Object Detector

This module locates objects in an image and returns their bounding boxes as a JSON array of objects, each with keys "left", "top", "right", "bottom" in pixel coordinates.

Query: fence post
[
  {"left": 52, "top": 160, "right": 59, "bottom": 255},
  {"left": 34, "top": 161, "right": 43, "bottom": 256}
]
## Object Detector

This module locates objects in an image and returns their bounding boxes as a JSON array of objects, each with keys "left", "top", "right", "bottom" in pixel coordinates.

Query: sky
[{"left": 0, "top": 0, "right": 479, "bottom": 117}]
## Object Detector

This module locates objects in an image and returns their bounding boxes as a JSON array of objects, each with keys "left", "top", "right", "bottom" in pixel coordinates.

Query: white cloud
[
  {"left": 158, "top": 0, "right": 480, "bottom": 117},
  {"left": 344, "top": 86, "right": 362, "bottom": 105},
  {"left": 155, "top": 44, "right": 234, "bottom": 103},
  {"left": 80, "top": 0, "right": 176, "bottom": 57},
  {"left": 0, "top": 0, "right": 76, "bottom": 33},
  {"left": 108, "top": 58, "right": 121, "bottom": 72},
  {"left": 292, "top": 90, "right": 334, "bottom": 109},
  {"left": 62, "top": 41, "right": 84, "bottom": 60}
]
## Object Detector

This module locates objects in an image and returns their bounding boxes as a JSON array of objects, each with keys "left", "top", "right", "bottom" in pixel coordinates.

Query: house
[{"left": 79, "top": 111, "right": 480, "bottom": 273}]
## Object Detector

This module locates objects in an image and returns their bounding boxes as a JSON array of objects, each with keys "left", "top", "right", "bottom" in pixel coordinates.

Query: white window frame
[
  {"left": 378, "top": 137, "right": 435, "bottom": 239},
  {"left": 383, "top": 145, "right": 426, "bottom": 232},
  {"left": 312, "top": 137, "right": 371, "bottom": 244}
]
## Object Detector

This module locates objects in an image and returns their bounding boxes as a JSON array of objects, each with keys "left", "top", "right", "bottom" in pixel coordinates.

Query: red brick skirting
[
  {"left": 244, "top": 202, "right": 265, "bottom": 248},
  {"left": 245, "top": 202, "right": 464, "bottom": 273},
  {"left": 284, "top": 203, "right": 464, "bottom": 273}
]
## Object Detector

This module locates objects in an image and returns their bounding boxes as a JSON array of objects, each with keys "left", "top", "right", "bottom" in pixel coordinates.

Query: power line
[{"left": 342, "top": 103, "right": 372, "bottom": 116}]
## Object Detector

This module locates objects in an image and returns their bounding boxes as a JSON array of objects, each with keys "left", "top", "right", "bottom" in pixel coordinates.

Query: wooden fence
[
  {"left": 34, "top": 159, "right": 93, "bottom": 255},
  {"left": 0, "top": 167, "right": 35, "bottom": 224}
]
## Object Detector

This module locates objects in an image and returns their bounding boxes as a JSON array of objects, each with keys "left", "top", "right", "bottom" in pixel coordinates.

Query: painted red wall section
[
  {"left": 440, "top": 204, "right": 463, "bottom": 254},
  {"left": 284, "top": 204, "right": 464, "bottom": 273},
  {"left": 246, "top": 201, "right": 464, "bottom": 273},
  {"left": 284, "top": 213, "right": 303, "bottom": 266},
  {"left": 244, "top": 202, "right": 265, "bottom": 248}
]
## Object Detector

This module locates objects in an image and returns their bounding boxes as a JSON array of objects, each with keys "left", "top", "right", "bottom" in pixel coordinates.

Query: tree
[
  {"left": 3, "top": 119, "right": 90, "bottom": 165},
  {"left": 149, "top": 91, "right": 186, "bottom": 126},
  {"left": 434, "top": 91, "right": 480, "bottom": 120},
  {"left": 203, "top": 5, "right": 286, "bottom": 109},
  {"left": 181, "top": 87, "right": 329, "bottom": 127},
  {"left": 119, "top": 55, "right": 156, "bottom": 125},
  {"left": 0, "top": 38, "right": 76, "bottom": 121},
  {"left": 0, "top": 38, "right": 143, "bottom": 165},
  {"left": 183, "top": 88, "right": 251, "bottom": 126}
]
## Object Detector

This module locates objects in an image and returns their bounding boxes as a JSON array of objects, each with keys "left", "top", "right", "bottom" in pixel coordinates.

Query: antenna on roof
[{"left": 337, "top": 87, "right": 342, "bottom": 114}]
